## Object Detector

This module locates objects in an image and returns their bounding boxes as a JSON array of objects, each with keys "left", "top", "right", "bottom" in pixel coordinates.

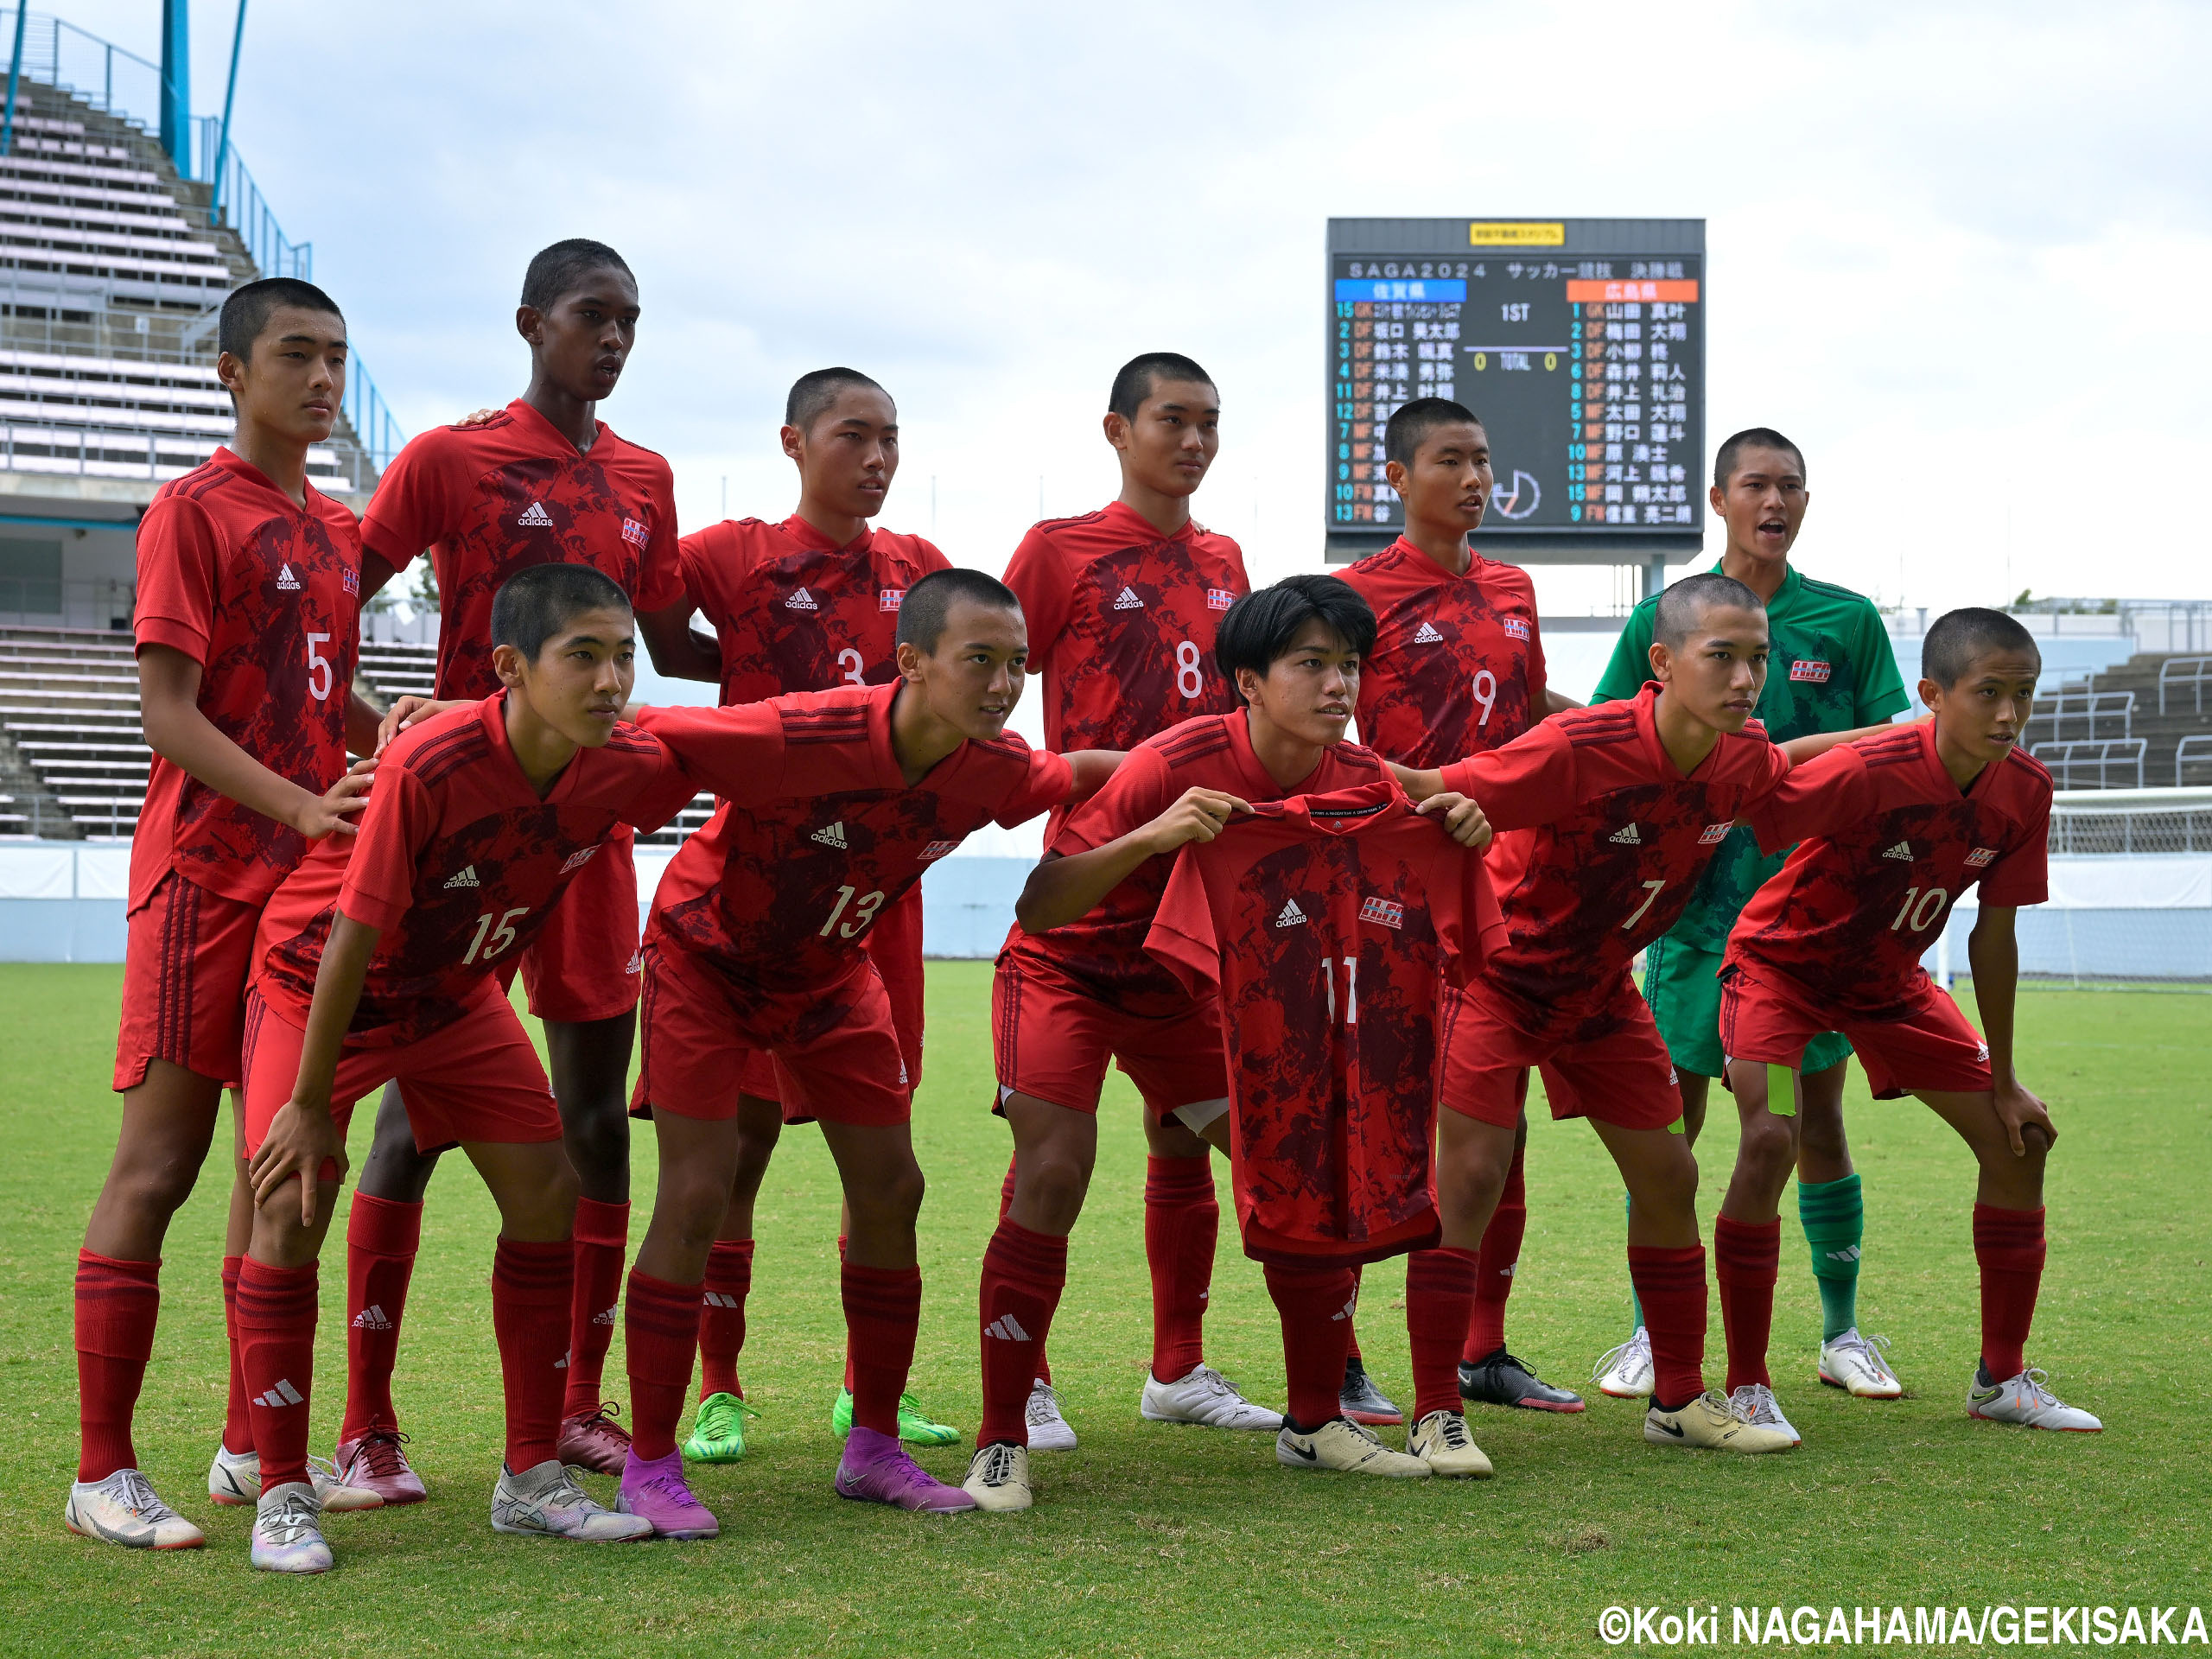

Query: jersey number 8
[{"left": 1175, "top": 640, "right": 1205, "bottom": 700}]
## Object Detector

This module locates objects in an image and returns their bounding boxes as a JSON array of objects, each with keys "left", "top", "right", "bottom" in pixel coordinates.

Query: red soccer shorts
[
  {"left": 1719, "top": 963, "right": 1993, "bottom": 1098},
  {"left": 1441, "top": 973, "right": 1681, "bottom": 1132},
  {"left": 634, "top": 942, "right": 910, "bottom": 1128},
  {"left": 519, "top": 826, "right": 640, "bottom": 1025},
  {"left": 990, "top": 956, "right": 1228, "bottom": 1118},
  {"left": 239, "top": 983, "right": 562, "bottom": 1160},
  {"left": 739, "top": 886, "right": 925, "bottom": 1118},
  {"left": 115, "top": 870, "right": 262, "bottom": 1091}
]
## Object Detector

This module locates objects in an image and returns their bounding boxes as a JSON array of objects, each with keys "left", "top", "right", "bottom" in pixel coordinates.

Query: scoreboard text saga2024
[{"left": 1325, "top": 219, "right": 1707, "bottom": 566}]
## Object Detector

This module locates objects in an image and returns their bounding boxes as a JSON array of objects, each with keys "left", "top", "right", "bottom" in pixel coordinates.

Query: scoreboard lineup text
[{"left": 1324, "top": 219, "right": 1707, "bottom": 566}]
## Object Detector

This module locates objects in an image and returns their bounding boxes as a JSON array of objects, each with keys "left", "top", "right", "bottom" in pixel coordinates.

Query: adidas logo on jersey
[
  {"left": 880, "top": 588, "right": 906, "bottom": 612},
  {"left": 985, "top": 1314, "right": 1033, "bottom": 1342},
  {"left": 1883, "top": 842, "right": 1916, "bottom": 861},
  {"left": 1112, "top": 585, "right": 1145, "bottom": 611},
  {"left": 276, "top": 563, "right": 301, "bottom": 591},
  {"left": 920, "top": 839, "right": 961, "bottom": 861},
  {"left": 561, "top": 846, "right": 599, "bottom": 874},
  {"left": 1789, "top": 658, "right": 1834, "bottom": 683},
  {"left": 626, "top": 950, "right": 644, "bottom": 974},
  {"left": 811, "top": 821, "right": 849, "bottom": 849},
  {"left": 444, "top": 865, "right": 480, "bottom": 889},
  {"left": 352, "top": 1305, "right": 392, "bottom": 1332},
  {"left": 785, "top": 587, "right": 819, "bottom": 611},
  {"left": 620, "top": 517, "right": 650, "bottom": 549},
  {"left": 1609, "top": 823, "right": 1642, "bottom": 846},
  {"left": 1502, "top": 615, "right": 1531, "bottom": 641},
  {"left": 1274, "top": 898, "right": 1308, "bottom": 928},
  {"left": 518, "top": 500, "right": 554, "bottom": 527},
  {"left": 1413, "top": 621, "right": 1445, "bottom": 645},
  {"left": 1698, "top": 822, "right": 1732, "bottom": 846},
  {"left": 254, "top": 1377, "right": 305, "bottom": 1409},
  {"left": 1966, "top": 847, "right": 1998, "bottom": 868},
  {"left": 1360, "top": 895, "right": 1404, "bottom": 930},
  {"left": 1206, "top": 588, "right": 1236, "bottom": 611}
]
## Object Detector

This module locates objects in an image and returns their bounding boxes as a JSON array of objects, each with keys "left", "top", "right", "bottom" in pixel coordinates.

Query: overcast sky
[{"left": 66, "top": 0, "right": 2212, "bottom": 617}]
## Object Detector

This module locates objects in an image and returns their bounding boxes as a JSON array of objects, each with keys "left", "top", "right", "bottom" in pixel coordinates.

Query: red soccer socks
[
  {"left": 236, "top": 1258, "right": 319, "bottom": 1492},
  {"left": 74, "top": 1251, "right": 159, "bottom": 1483},
  {"left": 1263, "top": 1262, "right": 1358, "bottom": 1430},
  {"left": 1143, "top": 1154, "right": 1217, "bottom": 1382},
  {"left": 340, "top": 1192, "right": 420, "bottom": 1443},
  {"left": 977, "top": 1218, "right": 1069, "bottom": 1446},
  {"left": 843, "top": 1262, "right": 924, "bottom": 1438},
  {"left": 1627, "top": 1244, "right": 1708, "bottom": 1411},
  {"left": 1406, "top": 1248, "right": 1480, "bottom": 1421},
  {"left": 698, "top": 1238, "right": 754, "bottom": 1402},
  {"left": 1714, "top": 1215, "right": 1782, "bottom": 1395},
  {"left": 220, "top": 1254, "right": 253, "bottom": 1456},
  {"left": 1973, "top": 1204, "right": 2046, "bottom": 1382},
  {"left": 563, "top": 1197, "right": 629, "bottom": 1419},
  {"left": 491, "top": 1237, "right": 572, "bottom": 1472},
  {"left": 623, "top": 1268, "right": 702, "bottom": 1462},
  {"left": 1462, "top": 1141, "right": 1529, "bottom": 1363}
]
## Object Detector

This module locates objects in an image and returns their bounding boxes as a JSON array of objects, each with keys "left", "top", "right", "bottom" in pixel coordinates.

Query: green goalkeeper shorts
[{"left": 1641, "top": 934, "right": 1853, "bottom": 1080}]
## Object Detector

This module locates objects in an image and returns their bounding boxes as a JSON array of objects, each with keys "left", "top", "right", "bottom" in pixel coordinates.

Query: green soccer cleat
[
  {"left": 830, "top": 1387, "right": 962, "bottom": 1446},
  {"left": 683, "top": 1392, "right": 761, "bottom": 1464}
]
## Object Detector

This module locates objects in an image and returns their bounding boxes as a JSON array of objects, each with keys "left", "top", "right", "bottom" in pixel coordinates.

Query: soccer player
[
  {"left": 66, "top": 278, "right": 388, "bottom": 1553},
  {"left": 1338, "top": 396, "right": 1584, "bottom": 1418},
  {"left": 235, "top": 564, "right": 697, "bottom": 1570},
  {"left": 613, "top": 569, "right": 1118, "bottom": 1533},
  {"left": 339, "top": 238, "right": 716, "bottom": 1496},
  {"left": 993, "top": 351, "right": 1266, "bottom": 1451},
  {"left": 674, "top": 366, "right": 955, "bottom": 1459},
  {"left": 1715, "top": 607, "right": 2100, "bottom": 1436},
  {"left": 1587, "top": 429, "right": 1909, "bottom": 1405}
]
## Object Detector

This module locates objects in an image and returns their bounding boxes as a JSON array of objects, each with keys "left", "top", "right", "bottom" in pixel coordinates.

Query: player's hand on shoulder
[
  {"left": 376, "top": 696, "right": 464, "bottom": 753},
  {"left": 297, "top": 756, "right": 376, "bottom": 840},
  {"left": 1145, "top": 787, "right": 1249, "bottom": 854},
  {"left": 248, "top": 1100, "right": 348, "bottom": 1224},
  {"left": 1415, "top": 791, "right": 1492, "bottom": 849},
  {"left": 1993, "top": 1079, "right": 2056, "bottom": 1157},
  {"left": 452, "top": 407, "right": 499, "bottom": 428}
]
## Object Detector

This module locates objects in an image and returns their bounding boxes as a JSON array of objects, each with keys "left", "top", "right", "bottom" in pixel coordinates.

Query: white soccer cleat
[
  {"left": 1728, "top": 1383, "right": 1804, "bottom": 1446},
  {"left": 1592, "top": 1327, "right": 1656, "bottom": 1399},
  {"left": 1967, "top": 1366, "right": 2103, "bottom": 1433},
  {"left": 1643, "top": 1389, "right": 1796, "bottom": 1454},
  {"left": 963, "top": 1441, "right": 1034, "bottom": 1512},
  {"left": 1025, "top": 1380, "right": 1078, "bottom": 1452},
  {"left": 1276, "top": 1417, "right": 1432, "bottom": 1477},
  {"left": 207, "top": 1445, "right": 385, "bottom": 1511},
  {"left": 1408, "top": 1409, "right": 1495, "bottom": 1478},
  {"left": 251, "top": 1482, "right": 333, "bottom": 1573},
  {"left": 1141, "top": 1363, "right": 1284, "bottom": 1431},
  {"left": 492, "top": 1459, "right": 654, "bottom": 1541},
  {"left": 1819, "top": 1329, "right": 1904, "bottom": 1399},
  {"left": 64, "top": 1468, "right": 205, "bottom": 1550}
]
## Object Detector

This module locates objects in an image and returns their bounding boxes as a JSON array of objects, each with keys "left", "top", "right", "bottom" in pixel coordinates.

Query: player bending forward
[
  {"left": 1713, "top": 607, "right": 2100, "bottom": 1439},
  {"left": 238, "top": 566, "right": 702, "bottom": 1570},
  {"left": 613, "top": 569, "right": 1118, "bottom": 1533}
]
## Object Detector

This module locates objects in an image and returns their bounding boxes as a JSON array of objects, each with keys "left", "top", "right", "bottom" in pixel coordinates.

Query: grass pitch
[{"left": 0, "top": 963, "right": 2205, "bottom": 1657}]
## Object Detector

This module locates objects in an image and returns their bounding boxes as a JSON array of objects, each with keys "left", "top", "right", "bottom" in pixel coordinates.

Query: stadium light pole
[
  {"left": 210, "top": 0, "right": 247, "bottom": 217},
  {"left": 0, "top": 4, "right": 29, "bottom": 158},
  {"left": 160, "top": 0, "right": 191, "bottom": 175}
]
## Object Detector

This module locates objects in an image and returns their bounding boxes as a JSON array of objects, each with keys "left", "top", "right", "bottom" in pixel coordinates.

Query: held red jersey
[
  {"left": 1146, "top": 783, "right": 1497, "bottom": 1267},
  {"left": 1004, "top": 712, "right": 1389, "bottom": 1019},
  {"left": 130, "top": 447, "right": 361, "bottom": 910},
  {"left": 1001, "top": 500, "right": 1250, "bottom": 752},
  {"left": 639, "top": 682, "right": 1071, "bottom": 1011},
  {"left": 1727, "top": 723, "right": 2052, "bottom": 1019},
  {"left": 253, "top": 696, "right": 697, "bottom": 1046},
  {"left": 680, "top": 515, "right": 951, "bottom": 707},
  {"left": 1338, "top": 538, "right": 1548, "bottom": 765},
  {"left": 360, "top": 400, "right": 683, "bottom": 701},
  {"left": 1440, "top": 683, "right": 1790, "bottom": 1037}
]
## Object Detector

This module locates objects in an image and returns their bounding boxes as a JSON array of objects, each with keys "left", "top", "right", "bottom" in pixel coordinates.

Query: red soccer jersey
[
  {"left": 253, "top": 696, "right": 697, "bottom": 1046},
  {"left": 639, "top": 682, "right": 1072, "bottom": 1013},
  {"left": 360, "top": 400, "right": 684, "bottom": 700},
  {"left": 1001, "top": 500, "right": 1250, "bottom": 752},
  {"left": 130, "top": 447, "right": 361, "bottom": 910},
  {"left": 1005, "top": 712, "right": 1390, "bottom": 1019},
  {"left": 1146, "top": 782, "right": 1497, "bottom": 1267},
  {"left": 680, "top": 515, "right": 950, "bottom": 707},
  {"left": 1440, "top": 683, "right": 1790, "bottom": 1038},
  {"left": 1728, "top": 722, "right": 2052, "bottom": 1018},
  {"left": 1338, "top": 537, "right": 1548, "bottom": 766}
]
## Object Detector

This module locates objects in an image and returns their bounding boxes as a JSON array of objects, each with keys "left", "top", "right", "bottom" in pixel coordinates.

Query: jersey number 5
[
  {"left": 463, "top": 906, "right": 530, "bottom": 964},
  {"left": 307, "top": 632, "right": 334, "bottom": 701}
]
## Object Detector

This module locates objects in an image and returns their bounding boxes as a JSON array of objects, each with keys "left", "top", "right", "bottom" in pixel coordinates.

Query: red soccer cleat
[
  {"left": 556, "top": 1402, "right": 633, "bottom": 1476},
  {"left": 333, "top": 1428, "right": 428, "bottom": 1505}
]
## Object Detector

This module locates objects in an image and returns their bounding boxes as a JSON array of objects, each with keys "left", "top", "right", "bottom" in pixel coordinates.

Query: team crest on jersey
[
  {"left": 1274, "top": 898, "right": 1308, "bottom": 928},
  {"left": 1412, "top": 621, "right": 1445, "bottom": 645},
  {"left": 1698, "top": 822, "right": 1731, "bottom": 845},
  {"left": 620, "top": 517, "right": 650, "bottom": 549},
  {"left": 1966, "top": 847, "right": 1998, "bottom": 868},
  {"left": 342, "top": 566, "right": 360, "bottom": 595},
  {"left": 518, "top": 500, "right": 554, "bottom": 528},
  {"left": 1112, "top": 585, "right": 1146, "bottom": 612},
  {"left": 276, "top": 563, "right": 302, "bottom": 592},
  {"left": 1502, "top": 616, "right": 1531, "bottom": 641},
  {"left": 1359, "top": 896, "right": 1405, "bottom": 931},
  {"left": 1205, "top": 588, "right": 1236, "bottom": 611},
  {"left": 561, "top": 846, "right": 598, "bottom": 874},
  {"left": 880, "top": 589, "right": 906, "bottom": 612},
  {"left": 920, "top": 839, "right": 960, "bottom": 861},
  {"left": 785, "top": 587, "right": 819, "bottom": 612},
  {"left": 1789, "top": 659, "right": 1833, "bottom": 683}
]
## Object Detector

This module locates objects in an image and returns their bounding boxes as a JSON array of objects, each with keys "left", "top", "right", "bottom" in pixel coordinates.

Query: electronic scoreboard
[{"left": 1325, "top": 218, "right": 1706, "bottom": 571}]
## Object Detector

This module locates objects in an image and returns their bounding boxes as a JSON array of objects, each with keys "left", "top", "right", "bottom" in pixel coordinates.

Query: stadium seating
[{"left": 2029, "top": 651, "right": 2212, "bottom": 789}]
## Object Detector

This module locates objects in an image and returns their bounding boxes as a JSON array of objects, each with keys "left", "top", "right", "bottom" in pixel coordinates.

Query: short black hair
[
  {"left": 1384, "top": 397, "right": 1484, "bottom": 467},
  {"left": 219, "top": 277, "right": 343, "bottom": 363},
  {"left": 1108, "top": 353, "right": 1217, "bottom": 422},
  {"left": 1713, "top": 427, "right": 1806, "bottom": 493},
  {"left": 490, "top": 563, "right": 632, "bottom": 661},
  {"left": 787, "top": 367, "right": 891, "bottom": 434},
  {"left": 520, "top": 238, "right": 634, "bottom": 312},
  {"left": 1215, "top": 575, "right": 1376, "bottom": 702},
  {"left": 895, "top": 567, "right": 1022, "bottom": 653},
  {"left": 1923, "top": 607, "right": 2041, "bottom": 688},
  {"left": 1653, "top": 571, "right": 1765, "bottom": 648}
]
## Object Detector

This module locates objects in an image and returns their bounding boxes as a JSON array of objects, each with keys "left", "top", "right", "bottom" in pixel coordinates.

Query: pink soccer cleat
[
  {"left": 333, "top": 1429, "right": 428, "bottom": 1505},
  {"left": 614, "top": 1448, "right": 719, "bottom": 1541},
  {"left": 834, "top": 1426, "right": 978, "bottom": 1513}
]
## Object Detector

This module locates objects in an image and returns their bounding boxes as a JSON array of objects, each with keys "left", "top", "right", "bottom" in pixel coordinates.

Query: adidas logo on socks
[
  {"left": 254, "top": 1378, "right": 304, "bottom": 1409},
  {"left": 351, "top": 1305, "right": 392, "bottom": 1331},
  {"left": 985, "top": 1315, "right": 1033, "bottom": 1342}
]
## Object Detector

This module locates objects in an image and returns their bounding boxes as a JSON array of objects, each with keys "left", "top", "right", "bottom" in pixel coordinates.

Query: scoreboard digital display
[{"left": 1325, "top": 218, "right": 1706, "bottom": 568}]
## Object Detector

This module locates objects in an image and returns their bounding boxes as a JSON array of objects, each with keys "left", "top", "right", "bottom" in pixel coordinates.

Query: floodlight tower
[{"left": 160, "top": 0, "right": 190, "bottom": 170}]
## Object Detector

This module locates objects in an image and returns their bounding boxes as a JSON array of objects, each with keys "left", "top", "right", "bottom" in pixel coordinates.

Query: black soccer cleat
[
  {"left": 1338, "top": 1357, "right": 1404, "bottom": 1427},
  {"left": 1459, "top": 1348, "right": 1587, "bottom": 1413}
]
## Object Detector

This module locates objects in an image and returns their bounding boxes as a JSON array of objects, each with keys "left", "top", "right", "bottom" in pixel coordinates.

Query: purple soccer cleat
[
  {"left": 833, "top": 1426, "right": 978, "bottom": 1513},
  {"left": 615, "top": 1448, "right": 720, "bottom": 1541}
]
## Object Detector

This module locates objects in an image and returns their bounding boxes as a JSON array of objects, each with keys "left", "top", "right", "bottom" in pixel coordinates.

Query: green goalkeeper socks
[{"left": 1797, "top": 1173, "right": 1865, "bottom": 1341}]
